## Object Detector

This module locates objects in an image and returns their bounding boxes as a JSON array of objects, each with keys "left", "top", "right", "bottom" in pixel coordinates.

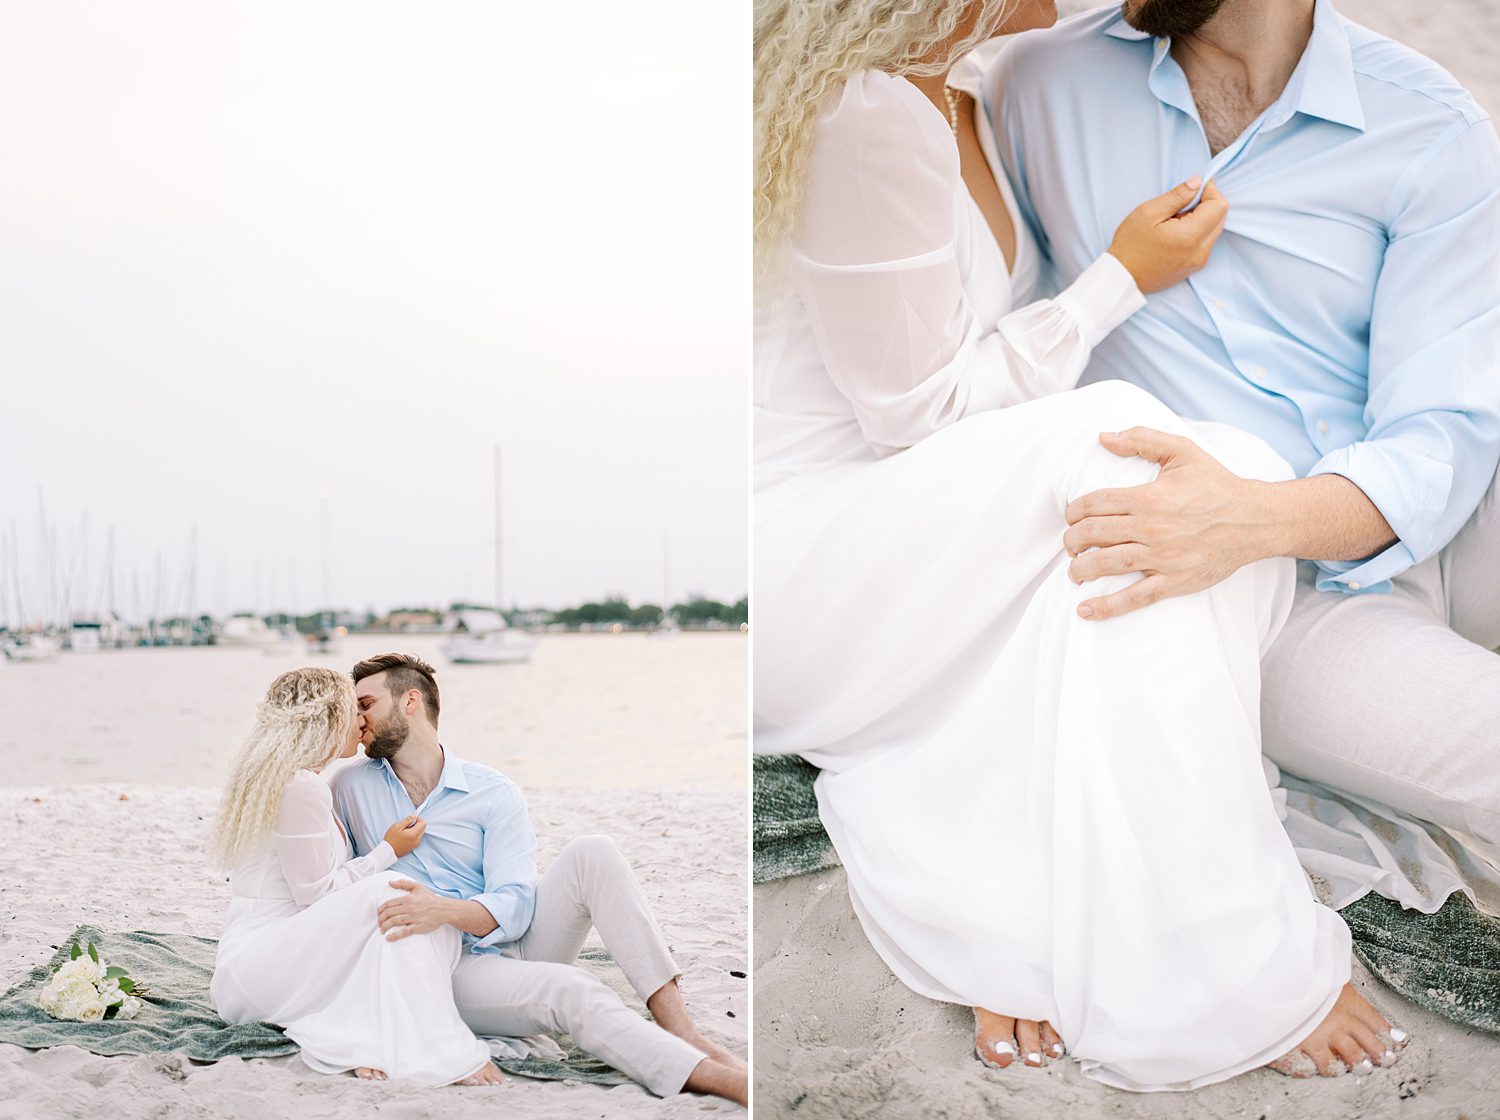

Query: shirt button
[
  {"left": 1348, "top": 581, "right": 1362, "bottom": 591},
  {"left": 1213, "top": 298, "right": 1225, "bottom": 310},
  {"left": 1253, "top": 365, "right": 1267, "bottom": 377},
  {"left": 1318, "top": 420, "right": 1330, "bottom": 435}
]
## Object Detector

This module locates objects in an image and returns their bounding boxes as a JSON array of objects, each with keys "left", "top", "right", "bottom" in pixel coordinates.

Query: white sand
[
  {"left": 754, "top": 868, "right": 1500, "bottom": 1119},
  {"left": 752, "top": 6, "right": 1500, "bottom": 1117},
  {"left": 0, "top": 783, "right": 746, "bottom": 1119}
]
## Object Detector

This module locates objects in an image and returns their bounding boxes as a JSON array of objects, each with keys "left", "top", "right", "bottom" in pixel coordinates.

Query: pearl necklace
[{"left": 943, "top": 86, "right": 967, "bottom": 137}]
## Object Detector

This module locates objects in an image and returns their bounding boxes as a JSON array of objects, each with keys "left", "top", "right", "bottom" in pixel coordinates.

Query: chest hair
[
  {"left": 1191, "top": 74, "right": 1267, "bottom": 155},
  {"left": 402, "top": 779, "right": 435, "bottom": 808}
]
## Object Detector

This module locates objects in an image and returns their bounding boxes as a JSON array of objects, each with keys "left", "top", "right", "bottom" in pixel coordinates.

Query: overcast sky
[{"left": 0, "top": 1, "right": 746, "bottom": 622}]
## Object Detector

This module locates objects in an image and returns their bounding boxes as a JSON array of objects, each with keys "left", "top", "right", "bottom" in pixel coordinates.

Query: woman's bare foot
[
  {"left": 1268, "top": 983, "right": 1409, "bottom": 1078},
  {"left": 354, "top": 1067, "right": 387, "bottom": 1081},
  {"left": 974, "top": 1007, "right": 1064, "bottom": 1069},
  {"left": 455, "top": 1061, "right": 505, "bottom": 1086}
]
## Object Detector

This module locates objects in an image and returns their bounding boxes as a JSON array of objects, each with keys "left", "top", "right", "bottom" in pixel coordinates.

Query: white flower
[
  {"left": 57, "top": 956, "right": 104, "bottom": 986},
  {"left": 37, "top": 949, "right": 142, "bottom": 1022},
  {"left": 39, "top": 973, "right": 98, "bottom": 1019}
]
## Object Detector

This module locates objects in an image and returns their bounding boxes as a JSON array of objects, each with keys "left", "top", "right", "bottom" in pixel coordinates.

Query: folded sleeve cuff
[
  {"left": 1054, "top": 253, "right": 1146, "bottom": 349},
  {"left": 470, "top": 893, "right": 517, "bottom": 949},
  {"left": 1310, "top": 544, "right": 1413, "bottom": 594},
  {"left": 1307, "top": 442, "right": 1450, "bottom": 593}
]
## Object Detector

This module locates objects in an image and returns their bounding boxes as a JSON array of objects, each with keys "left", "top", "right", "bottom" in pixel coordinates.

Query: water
[{"left": 0, "top": 632, "right": 747, "bottom": 791}]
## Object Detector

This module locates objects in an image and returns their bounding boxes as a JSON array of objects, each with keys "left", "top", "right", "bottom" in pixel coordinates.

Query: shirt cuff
[
  {"left": 1310, "top": 545, "right": 1412, "bottom": 595},
  {"left": 1054, "top": 253, "right": 1146, "bottom": 348},
  {"left": 469, "top": 893, "right": 516, "bottom": 949},
  {"left": 1306, "top": 443, "right": 1449, "bottom": 593}
]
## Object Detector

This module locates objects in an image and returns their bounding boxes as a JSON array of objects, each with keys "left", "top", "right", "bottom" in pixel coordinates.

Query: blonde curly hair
[
  {"left": 754, "top": 0, "right": 1016, "bottom": 296},
  {"left": 209, "top": 667, "right": 358, "bottom": 871}
]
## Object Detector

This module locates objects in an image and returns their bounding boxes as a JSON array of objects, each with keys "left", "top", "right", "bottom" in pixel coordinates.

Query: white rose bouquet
[{"left": 38, "top": 941, "right": 147, "bottom": 1022}]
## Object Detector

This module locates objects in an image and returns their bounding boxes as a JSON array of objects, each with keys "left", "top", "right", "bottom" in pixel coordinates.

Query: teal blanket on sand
[
  {"left": 753, "top": 753, "right": 1500, "bottom": 1034},
  {"left": 0, "top": 925, "right": 635, "bottom": 1084}
]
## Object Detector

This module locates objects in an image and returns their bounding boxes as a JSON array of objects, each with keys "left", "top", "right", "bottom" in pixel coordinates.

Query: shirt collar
[
  {"left": 374, "top": 745, "right": 471, "bottom": 793},
  {"left": 1102, "top": 0, "right": 1364, "bottom": 133}
]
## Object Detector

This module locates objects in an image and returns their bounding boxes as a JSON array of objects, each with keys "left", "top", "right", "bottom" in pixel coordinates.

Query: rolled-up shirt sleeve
[
  {"left": 1308, "top": 117, "right": 1500, "bottom": 593},
  {"left": 469, "top": 784, "right": 538, "bottom": 948}
]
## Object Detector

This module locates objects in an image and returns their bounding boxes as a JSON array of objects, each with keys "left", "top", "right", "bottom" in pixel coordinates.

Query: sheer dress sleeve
[
  {"left": 273, "top": 772, "right": 397, "bottom": 908},
  {"left": 792, "top": 72, "right": 1143, "bottom": 455}
]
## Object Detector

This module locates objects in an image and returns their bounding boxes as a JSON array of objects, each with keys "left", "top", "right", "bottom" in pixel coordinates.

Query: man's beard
[
  {"left": 364, "top": 709, "right": 410, "bottom": 759},
  {"left": 1121, "top": 0, "right": 1227, "bottom": 38}
]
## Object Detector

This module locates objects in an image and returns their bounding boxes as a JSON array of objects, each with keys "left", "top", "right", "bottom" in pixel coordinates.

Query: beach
[
  {"left": 751, "top": 2, "right": 1500, "bottom": 1118},
  {"left": 0, "top": 632, "right": 747, "bottom": 1118}
]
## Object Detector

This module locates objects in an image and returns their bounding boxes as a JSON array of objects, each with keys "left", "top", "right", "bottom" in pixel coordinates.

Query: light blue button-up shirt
[
  {"left": 986, "top": 1, "right": 1500, "bottom": 593},
  {"left": 329, "top": 748, "right": 537, "bottom": 953}
]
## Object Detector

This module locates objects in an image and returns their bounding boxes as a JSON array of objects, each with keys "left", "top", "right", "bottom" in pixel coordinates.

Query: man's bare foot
[
  {"left": 1268, "top": 983, "right": 1408, "bottom": 1078},
  {"left": 684, "top": 1056, "right": 748, "bottom": 1106},
  {"left": 455, "top": 1061, "right": 505, "bottom": 1086},
  {"left": 647, "top": 978, "right": 747, "bottom": 1070},
  {"left": 974, "top": 1007, "right": 1064, "bottom": 1069},
  {"left": 354, "top": 1067, "right": 387, "bottom": 1081}
]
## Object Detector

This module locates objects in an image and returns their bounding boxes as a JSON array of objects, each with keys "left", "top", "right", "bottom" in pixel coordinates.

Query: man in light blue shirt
[
  {"left": 332, "top": 731, "right": 539, "bottom": 954},
  {"left": 328, "top": 653, "right": 746, "bottom": 1102},
  {"left": 985, "top": 0, "right": 1500, "bottom": 846}
]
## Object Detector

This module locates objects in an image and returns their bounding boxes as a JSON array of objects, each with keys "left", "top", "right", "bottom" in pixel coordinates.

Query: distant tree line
[{"left": 543, "top": 596, "right": 747, "bottom": 629}]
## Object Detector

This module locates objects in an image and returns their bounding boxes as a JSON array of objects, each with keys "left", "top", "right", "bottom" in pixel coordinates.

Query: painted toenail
[
  {"left": 1026, "top": 1052, "right": 1042, "bottom": 1065},
  {"left": 1049, "top": 1043, "right": 1064, "bottom": 1057},
  {"left": 992, "top": 1040, "right": 1017, "bottom": 1056},
  {"left": 1354, "top": 1059, "right": 1373, "bottom": 1074},
  {"left": 1389, "top": 1028, "right": 1407, "bottom": 1044}
]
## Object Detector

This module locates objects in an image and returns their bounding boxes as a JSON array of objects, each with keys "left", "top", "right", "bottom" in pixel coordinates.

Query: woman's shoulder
[
  {"left": 817, "top": 71, "right": 953, "bottom": 155},
  {"left": 807, "top": 70, "right": 957, "bottom": 194},
  {"left": 279, "top": 770, "right": 333, "bottom": 814}
]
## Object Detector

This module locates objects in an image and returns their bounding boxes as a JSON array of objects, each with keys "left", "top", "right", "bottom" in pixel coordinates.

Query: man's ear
[{"left": 405, "top": 689, "right": 421, "bottom": 715}]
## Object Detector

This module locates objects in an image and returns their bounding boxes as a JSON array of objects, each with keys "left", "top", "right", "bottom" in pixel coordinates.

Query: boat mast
[{"left": 493, "top": 445, "right": 504, "bottom": 615}]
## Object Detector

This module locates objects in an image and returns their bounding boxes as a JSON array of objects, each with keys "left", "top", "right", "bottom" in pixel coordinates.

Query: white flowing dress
[
  {"left": 753, "top": 65, "right": 1351, "bottom": 1092},
  {"left": 211, "top": 770, "right": 491, "bottom": 1086}
]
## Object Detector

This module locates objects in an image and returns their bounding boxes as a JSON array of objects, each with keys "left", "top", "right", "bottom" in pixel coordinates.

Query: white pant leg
[
  {"left": 1441, "top": 455, "right": 1500, "bottom": 652},
  {"left": 451, "top": 953, "right": 704, "bottom": 1097},
  {"left": 1261, "top": 558, "right": 1500, "bottom": 846},
  {"left": 506, "top": 835, "right": 681, "bottom": 1003}
]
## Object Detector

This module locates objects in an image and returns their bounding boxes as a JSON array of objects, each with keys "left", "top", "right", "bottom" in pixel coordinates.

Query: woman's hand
[
  {"left": 1107, "top": 178, "right": 1228, "bottom": 294},
  {"left": 383, "top": 815, "right": 426, "bottom": 857}
]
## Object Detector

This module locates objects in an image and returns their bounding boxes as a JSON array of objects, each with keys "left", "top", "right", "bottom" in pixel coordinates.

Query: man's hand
[
  {"left": 1063, "top": 427, "right": 1273, "bottom": 620},
  {"left": 377, "top": 880, "right": 453, "bottom": 942}
]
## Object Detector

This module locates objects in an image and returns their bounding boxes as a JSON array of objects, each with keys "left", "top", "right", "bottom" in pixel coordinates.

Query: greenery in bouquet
[{"left": 37, "top": 940, "right": 148, "bottom": 1022}]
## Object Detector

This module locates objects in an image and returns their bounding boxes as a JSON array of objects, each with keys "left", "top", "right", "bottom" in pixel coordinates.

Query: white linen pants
[
  {"left": 451, "top": 835, "right": 705, "bottom": 1097},
  {"left": 1262, "top": 457, "right": 1500, "bottom": 847}
]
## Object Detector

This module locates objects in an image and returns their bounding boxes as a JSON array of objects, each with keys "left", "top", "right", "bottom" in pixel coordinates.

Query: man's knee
[{"left": 559, "top": 834, "right": 627, "bottom": 873}]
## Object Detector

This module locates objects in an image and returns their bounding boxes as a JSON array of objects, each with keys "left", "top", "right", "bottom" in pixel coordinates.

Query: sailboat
[
  {"left": 1, "top": 633, "right": 61, "bottom": 662},
  {"left": 2, "top": 520, "right": 61, "bottom": 661},
  {"left": 652, "top": 528, "right": 679, "bottom": 638},
  {"left": 440, "top": 447, "right": 537, "bottom": 665}
]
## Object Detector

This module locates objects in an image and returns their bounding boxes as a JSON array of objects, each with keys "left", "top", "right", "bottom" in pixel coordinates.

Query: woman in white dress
[
  {"left": 209, "top": 667, "right": 500, "bottom": 1087},
  {"left": 753, "top": 0, "right": 1408, "bottom": 1091}
]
